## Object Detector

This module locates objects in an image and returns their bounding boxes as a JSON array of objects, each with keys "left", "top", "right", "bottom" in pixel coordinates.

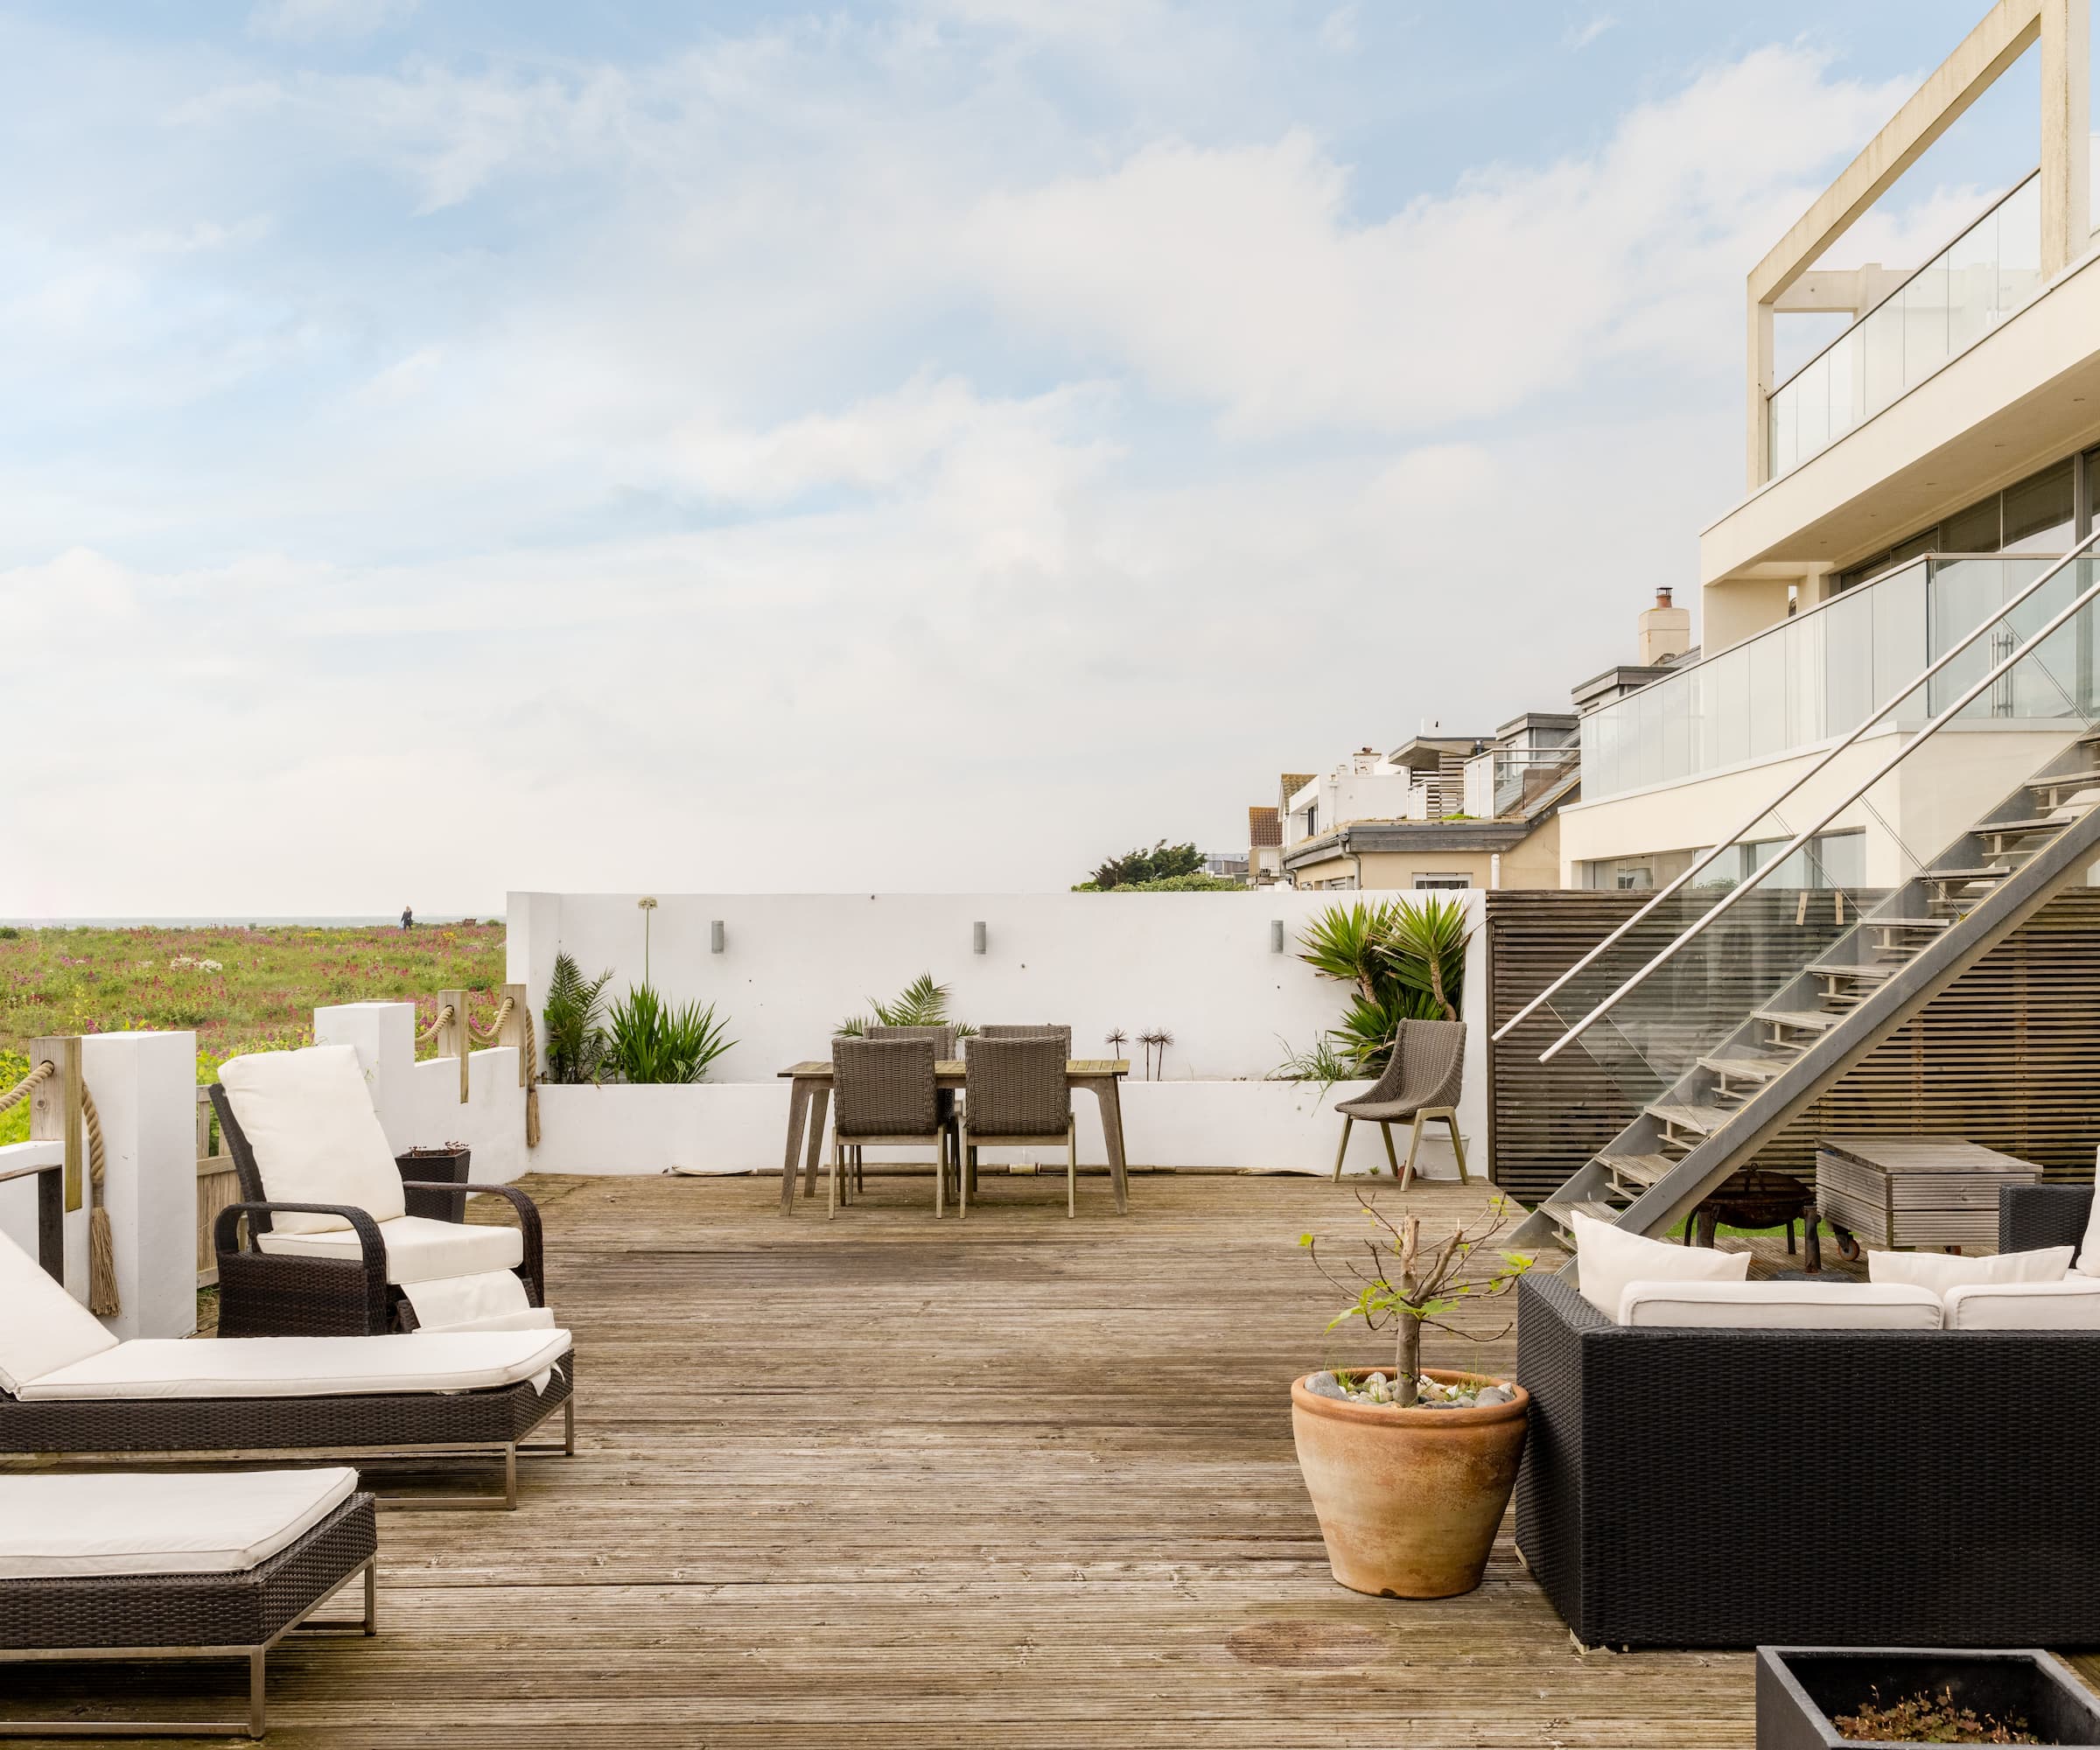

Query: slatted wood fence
[
  {"left": 1484, "top": 887, "right": 2100, "bottom": 1203},
  {"left": 195, "top": 1087, "right": 238, "bottom": 1286}
]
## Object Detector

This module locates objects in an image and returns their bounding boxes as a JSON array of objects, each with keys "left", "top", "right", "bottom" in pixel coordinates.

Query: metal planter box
[{"left": 1757, "top": 1647, "right": 2100, "bottom": 1748}]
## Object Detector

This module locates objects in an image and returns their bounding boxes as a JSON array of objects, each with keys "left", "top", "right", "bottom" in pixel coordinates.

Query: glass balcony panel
[
  {"left": 1746, "top": 631, "right": 1787, "bottom": 760},
  {"left": 1900, "top": 256, "right": 1952, "bottom": 381},
  {"left": 1928, "top": 556, "right": 2006, "bottom": 718},
  {"left": 1711, "top": 644, "right": 1750, "bottom": 769},
  {"left": 1822, "top": 587, "right": 1874, "bottom": 732},
  {"left": 1791, "top": 353, "right": 1830, "bottom": 459},
  {"left": 1871, "top": 559, "right": 1928, "bottom": 718},
  {"left": 1995, "top": 173, "right": 2042, "bottom": 313},
  {"left": 1946, "top": 206, "right": 1998, "bottom": 354}
]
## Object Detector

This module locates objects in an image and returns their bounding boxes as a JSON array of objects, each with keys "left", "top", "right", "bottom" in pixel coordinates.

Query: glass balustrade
[
  {"left": 1581, "top": 556, "right": 2092, "bottom": 803},
  {"left": 1768, "top": 172, "right": 2040, "bottom": 480}
]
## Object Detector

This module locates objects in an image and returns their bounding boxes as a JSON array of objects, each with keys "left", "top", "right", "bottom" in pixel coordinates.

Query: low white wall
[
  {"left": 530, "top": 1079, "right": 1474, "bottom": 1180},
  {"left": 508, "top": 889, "right": 1489, "bottom": 1176},
  {"left": 316, "top": 1001, "right": 528, "bottom": 1184}
]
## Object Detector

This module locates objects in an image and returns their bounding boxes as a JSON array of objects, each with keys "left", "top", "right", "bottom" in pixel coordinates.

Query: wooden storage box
[{"left": 1816, "top": 1134, "right": 2041, "bottom": 1251}]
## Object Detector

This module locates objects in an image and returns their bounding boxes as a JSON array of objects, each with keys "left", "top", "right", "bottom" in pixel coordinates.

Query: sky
[{"left": 0, "top": 0, "right": 2059, "bottom": 914}]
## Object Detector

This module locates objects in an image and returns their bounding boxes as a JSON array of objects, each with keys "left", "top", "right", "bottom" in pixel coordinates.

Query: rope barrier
[
  {"left": 415, "top": 1004, "right": 455, "bottom": 1046},
  {"left": 0, "top": 1060, "right": 53, "bottom": 1116},
  {"left": 466, "top": 997, "right": 515, "bottom": 1044},
  {"left": 80, "top": 1082, "right": 117, "bottom": 1318},
  {"left": 522, "top": 1007, "right": 540, "bottom": 1149}
]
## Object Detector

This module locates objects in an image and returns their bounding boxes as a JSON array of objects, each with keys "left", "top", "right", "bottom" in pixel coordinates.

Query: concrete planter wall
[{"left": 530, "top": 1078, "right": 1473, "bottom": 1180}]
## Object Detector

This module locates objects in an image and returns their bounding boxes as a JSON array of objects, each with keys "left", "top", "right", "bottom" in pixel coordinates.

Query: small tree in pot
[{"left": 1291, "top": 1194, "right": 1536, "bottom": 1600}]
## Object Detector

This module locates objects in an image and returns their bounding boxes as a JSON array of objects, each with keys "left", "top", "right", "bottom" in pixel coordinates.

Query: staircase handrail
[
  {"left": 1537, "top": 536, "right": 2100, "bottom": 1062},
  {"left": 1492, "top": 527, "right": 2100, "bottom": 1046}
]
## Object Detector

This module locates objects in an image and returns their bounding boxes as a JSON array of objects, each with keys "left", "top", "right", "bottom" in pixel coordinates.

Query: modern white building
[{"left": 1558, "top": 0, "right": 2100, "bottom": 893}]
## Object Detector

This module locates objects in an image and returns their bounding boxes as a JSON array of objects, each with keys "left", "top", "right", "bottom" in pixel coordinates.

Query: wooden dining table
[{"left": 775, "top": 1059, "right": 1130, "bottom": 1215}]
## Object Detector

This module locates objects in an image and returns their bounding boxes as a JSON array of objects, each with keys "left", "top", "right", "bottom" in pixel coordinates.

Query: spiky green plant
[
  {"left": 836, "top": 973, "right": 977, "bottom": 1040},
  {"left": 1379, "top": 893, "right": 1470, "bottom": 1022},
  {"left": 1293, "top": 896, "right": 1474, "bottom": 1074},
  {"left": 542, "top": 951, "right": 613, "bottom": 1085},
  {"left": 605, "top": 983, "right": 736, "bottom": 1083}
]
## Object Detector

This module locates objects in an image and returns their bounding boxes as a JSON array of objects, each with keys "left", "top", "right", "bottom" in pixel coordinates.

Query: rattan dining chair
[
  {"left": 960, "top": 1036, "right": 1077, "bottom": 1218},
  {"left": 1328, "top": 1018, "right": 1468, "bottom": 1189},
  {"left": 864, "top": 1026, "right": 960, "bottom": 1189},
  {"left": 830, "top": 1038, "right": 952, "bottom": 1219},
  {"left": 976, "top": 1024, "right": 1073, "bottom": 1054}
]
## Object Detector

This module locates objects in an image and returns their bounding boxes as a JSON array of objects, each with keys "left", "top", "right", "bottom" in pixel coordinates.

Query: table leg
[
  {"left": 779, "top": 1080, "right": 811, "bottom": 1215},
  {"left": 801, "top": 1087, "right": 830, "bottom": 1200},
  {"left": 1089, "top": 1078, "right": 1130, "bottom": 1214}
]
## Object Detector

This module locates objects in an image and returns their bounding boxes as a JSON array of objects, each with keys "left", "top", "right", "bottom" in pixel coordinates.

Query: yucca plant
[
  {"left": 1379, "top": 893, "right": 1469, "bottom": 1023},
  {"left": 542, "top": 951, "right": 612, "bottom": 1085},
  {"left": 836, "top": 972, "right": 977, "bottom": 1040},
  {"left": 1292, "top": 896, "right": 1473, "bottom": 1074},
  {"left": 605, "top": 983, "right": 736, "bottom": 1083}
]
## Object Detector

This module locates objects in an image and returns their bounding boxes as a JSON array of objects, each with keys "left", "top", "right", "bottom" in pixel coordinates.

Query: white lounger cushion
[
  {"left": 1868, "top": 1246, "right": 2073, "bottom": 1297},
  {"left": 0, "top": 1222, "right": 117, "bottom": 1395},
  {"left": 257, "top": 1214, "right": 523, "bottom": 1284},
  {"left": 1619, "top": 1279, "right": 1943, "bottom": 1329},
  {"left": 1571, "top": 1211, "right": 1749, "bottom": 1322},
  {"left": 218, "top": 1045, "right": 406, "bottom": 1236},
  {"left": 1944, "top": 1279, "right": 2100, "bottom": 1329},
  {"left": 0, "top": 1468, "right": 358, "bottom": 1580},
  {"left": 398, "top": 1270, "right": 552, "bottom": 1334},
  {"left": 18, "top": 1329, "right": 571, "bottom": 1400}
]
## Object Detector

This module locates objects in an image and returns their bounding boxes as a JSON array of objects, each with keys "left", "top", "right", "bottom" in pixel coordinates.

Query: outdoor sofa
[
  {"left": 1514, "top": 1182, "right": 2100, "bottom": 1648},
  {"left": 0, "top": 1467, "right": 376, "bottom": 1738},
  {"left": 0, "top": 1226, "right": 574, "bottom": 1509}
]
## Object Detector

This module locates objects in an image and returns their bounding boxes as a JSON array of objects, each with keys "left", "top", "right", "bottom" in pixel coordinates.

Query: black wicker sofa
[{"left": 1514, "top": 1182, "right": 2100, "bottom": 1649}]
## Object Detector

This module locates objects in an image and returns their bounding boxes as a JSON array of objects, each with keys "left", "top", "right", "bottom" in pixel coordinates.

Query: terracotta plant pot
[{"left": 1291, "top": 1367, "right": 1530, "bottom": 1600}]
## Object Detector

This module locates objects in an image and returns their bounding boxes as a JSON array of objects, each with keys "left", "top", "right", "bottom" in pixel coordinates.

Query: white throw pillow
[
  {"left": 1570, "top": 1211, "right": 1750, "bottom": 1323},
  {"left": 1944, "top": 1279, "right": 2100, "bottom": 1329},
  {"left": 218, "top": 1046, "right": 406, "bottom": 1236},
  {"left": 1619, "top": 1279, "right": 1942, "bottom": 1330},
  {"left": 1867, "top": 1246, "right": 2073, "bottom": 1298},
  {"left": 2076, "top": 1193, "right": 2100, "bottom": 1278}
]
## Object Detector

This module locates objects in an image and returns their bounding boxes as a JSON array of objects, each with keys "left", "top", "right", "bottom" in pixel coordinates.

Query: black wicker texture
[
  {"left": 1514, "top": 1268, "right": 2100, "bottom": 1648},
  {"left": 830, "top": 1039, "right": 941, "bottom": 1139},
  {"left": 2002, "top": 1182, "right": 2094, "bottom": 1258},
  {"left": 1334, "top": 1018, "right": 1464, "bottom": 1120},
  {"left": 0, "top": 1355, "right": 571, "bottom": 1458},
  {"left": 0, "top": 1494, "right": 374, "bottom": 1651},
  {"left": 962, "top": 1037, "right": 1071, "bottom": 1138}
]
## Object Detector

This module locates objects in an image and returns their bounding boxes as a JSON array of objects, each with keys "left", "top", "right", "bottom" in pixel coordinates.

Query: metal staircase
[
  {"left": 1508, "top": 733, "right": 2100, "bottom": 1251},
  {"left": 1503, "top": 538, "right": 2100, "bottom": 1256}
]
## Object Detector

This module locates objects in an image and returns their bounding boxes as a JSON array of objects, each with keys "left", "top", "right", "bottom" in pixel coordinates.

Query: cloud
[
  {"left": 1566, "top": 14, "right": 1617, "bottom": 51},
  {"left": 1317, "top": 6, "right": 1360, "bottom": 53},
  {"left": 248, "top": 0, "right": 418, "bottom": 42}
]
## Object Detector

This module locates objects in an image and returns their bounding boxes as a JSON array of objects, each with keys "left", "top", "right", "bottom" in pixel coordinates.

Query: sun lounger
[{"left": 0, "top": 1467, "right": 375, "bottom": 1738}]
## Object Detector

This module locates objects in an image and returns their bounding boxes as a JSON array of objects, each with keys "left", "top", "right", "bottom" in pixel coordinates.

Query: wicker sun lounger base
[
  {"left": 0, "top": 1358, "right": 575, "bottom": 1511},
  {"left": 0, "top": 1492, "right": 377, "bottom": 1740}
]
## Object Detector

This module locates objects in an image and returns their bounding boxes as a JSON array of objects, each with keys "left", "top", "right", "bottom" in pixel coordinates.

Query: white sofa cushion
[
  {"left": 218, "top": 1045, "right": 405, "bottom": 1236},
  {"left": 1868, "top": 1246, "right": 2073, "bottom": 1298},
  {"left": 257, "top": 1214, "right": 523, "bottom": 1284},
  {"left": 1571, "top": 1211, "right": 1749, "bottom": 1322},
  {"left": 0, "top": 1226, "right": 118, "bottom": 1396},
  {"left": 1620, "top": 1279, "right": 1943, "bottom": 1330},
  {"left": 1945, "top": 1279, "right": 2100, "bottom": 1329},
  {"left": 0, "top": 1467, "right": 358, "bottom": 1579},
  {"left": 18, "top": 1329, "right": 570, "bottom": 1400}
]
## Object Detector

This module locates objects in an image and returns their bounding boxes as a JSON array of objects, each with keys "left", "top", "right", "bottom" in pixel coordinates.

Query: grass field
[{"left": 0, "top": 921, "right": 508, "bottom": 1144}]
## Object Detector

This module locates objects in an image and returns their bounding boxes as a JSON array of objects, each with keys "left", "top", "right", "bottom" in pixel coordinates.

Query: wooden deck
[{"left": 15, "top": 1170, "right": 2068, "bottom": 1746}]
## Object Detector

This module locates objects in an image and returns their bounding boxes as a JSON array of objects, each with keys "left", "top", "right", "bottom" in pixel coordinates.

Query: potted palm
[{"left": 1292, "top": 1193, "right": 1532, "bottom": 1599}]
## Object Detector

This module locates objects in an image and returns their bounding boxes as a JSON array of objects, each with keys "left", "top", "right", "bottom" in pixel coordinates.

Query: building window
[
  {"left": 1305, "top": 802, "right": 1318, "bottom": 838},
  {"left": 1412, "top": 873, "right": 1471, "bottom": 890},
  {"left": 1835, "top": 454, "right": 2084, "bottom": 592}
]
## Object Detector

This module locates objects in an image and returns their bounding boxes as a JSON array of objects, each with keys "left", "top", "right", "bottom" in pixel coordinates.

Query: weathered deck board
[{"left": 8, "top": 1171, "right": 1989, "bottom": 1746}]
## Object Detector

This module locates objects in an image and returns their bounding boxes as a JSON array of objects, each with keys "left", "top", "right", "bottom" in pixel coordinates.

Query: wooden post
[
  {"left": 30, "top": 1036, "right": 81, "bottom": 1213},
  {"left": 438, "top": 989, "right": 469, "bottom": 1104},
  {"left": 500, "top": 983, "right": 528, "bottom": 1086}
]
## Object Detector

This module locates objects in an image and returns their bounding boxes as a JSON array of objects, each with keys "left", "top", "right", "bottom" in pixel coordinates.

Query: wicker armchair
[
  {"left": 830, "top": 1038, "right": 950, "bottom": 1219},
  {"left": 1328, "top": 1018, "right": 1467, "bottom": 1186},
  {"left": 960, "top": 1036, "right": 1076, "bottom": 1217}
]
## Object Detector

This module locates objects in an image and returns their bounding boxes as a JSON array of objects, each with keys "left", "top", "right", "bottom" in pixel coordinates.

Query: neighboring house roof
[
  {"left": 1280, "top": 818, "right": 1539, "bottom": 867},
  {"left": 1248, "top": 806, "right": 1282, "bottom": 848},
  {"left": 1278, "top": 773, "right": 1314, "bottom": 808}
]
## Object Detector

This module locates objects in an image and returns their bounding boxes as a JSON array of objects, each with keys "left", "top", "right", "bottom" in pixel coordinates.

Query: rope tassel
[{"left": 81, "top": 1083, "right": 118, "bottom": 1318}]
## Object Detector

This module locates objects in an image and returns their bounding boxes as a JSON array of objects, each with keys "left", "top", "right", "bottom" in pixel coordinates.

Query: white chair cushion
[
  {"left": 0, "top": 1468, "right": 358, "bottom": 1579},
  {"left": 1571, "top": 1211, "right": 1750, "bottom": 1322},
  {"left": 256, "top": 1214, "right": 523, "bottom": 1284},
  {"left": 397, "top": 1269, "right": 537, "bottom": 1333},
  {"left": 0, "top": 1226, "right": 117, "bottom": 1396},
  {"left": 18, "top": 1329, "right": 570, "bottom": 1400},
  {"left": 1619, "top": 1279, "right": 1943, "bottom": 1330},
  {"left": 1868, "top": 1246, "right": 2073, "bottom": 1298},
  {"left": 218, "top": 1045, "right": 405, "bottom": 1236},
  {"left": 1945, "top": 1279, "right": 2100, "bottom": 1329}
]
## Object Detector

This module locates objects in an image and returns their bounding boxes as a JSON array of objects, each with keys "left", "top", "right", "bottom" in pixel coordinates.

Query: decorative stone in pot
[
  {"left": 1755, "top": 1647, "right": 2100, "bottom": 1748},
  {"left": 1291, "top": 1366, "right": 1529, "bottom": 1599}
]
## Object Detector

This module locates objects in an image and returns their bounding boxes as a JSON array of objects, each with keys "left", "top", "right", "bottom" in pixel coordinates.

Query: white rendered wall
[
  {"left": 316, "top": 1000, "right": 528, "bottom": 1184},
  {"left": 508, "top": 890, "right": 1488, "bottom": 1176}
]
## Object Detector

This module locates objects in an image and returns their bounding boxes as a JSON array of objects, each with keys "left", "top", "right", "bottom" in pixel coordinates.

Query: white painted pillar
[
  {"left": 314, "top": 1001, "right": 417, "bottom": 1153},
  {"left": 80, "top": 1031, "right": 198, "bottom": 1340}
]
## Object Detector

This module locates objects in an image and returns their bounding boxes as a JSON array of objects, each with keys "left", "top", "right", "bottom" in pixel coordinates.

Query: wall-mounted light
[
  {"left": 710, "top": 920, "right": 725, "bottom": 954},
  {"left": 972, "top": 920, "right": 987, "bottom": 955},
  {"left": 1270, "top": 920, "right": 1285, "bottom": 953}
]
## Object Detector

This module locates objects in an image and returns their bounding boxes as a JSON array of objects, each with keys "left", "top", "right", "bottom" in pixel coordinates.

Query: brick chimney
[{"left": 1637, "top": 587, "right": 1691, "bottom": 665}]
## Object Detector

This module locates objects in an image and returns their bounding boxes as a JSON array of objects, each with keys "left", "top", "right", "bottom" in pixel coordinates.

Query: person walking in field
[{"left": 401, "top": 906, "right": 415, "bottom": 930}]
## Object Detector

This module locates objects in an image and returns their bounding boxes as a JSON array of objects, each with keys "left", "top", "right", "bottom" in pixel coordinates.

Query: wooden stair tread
[
  {"left": 1598, "top": 1152, "right": 1675, "bottom": 1186},
  {"left": 1645, "top": 1102, "right": 1734, "bottom": 1134},
  {"left": 1698, "top": 1054, "right": 1785, "bottom": 1081},
  {"left": 1756, "top": 1007, "right": 1840, "bottom": 1031},
  {"left": 1541, "top": 1197, "right": 1625, "bottom": 1231},
  {"left": 1809, "top": 961, "right": 1894, "bottom": 980},
  {"left": 1925, "top": 865, "right": 2011, "bottom": 880}
]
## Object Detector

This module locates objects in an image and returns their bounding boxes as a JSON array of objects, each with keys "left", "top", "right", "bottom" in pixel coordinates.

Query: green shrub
[
  {"left": 542, "top": 952, "right": 612, "bottom": 1085},
  {"left": 605, "top": 984, "right": 735, "bottom": 1083}
]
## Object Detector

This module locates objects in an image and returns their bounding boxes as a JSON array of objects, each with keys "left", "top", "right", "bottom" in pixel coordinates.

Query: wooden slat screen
[{"left": 1484, "top": 888, "right": 2100, "bottom": 1203}]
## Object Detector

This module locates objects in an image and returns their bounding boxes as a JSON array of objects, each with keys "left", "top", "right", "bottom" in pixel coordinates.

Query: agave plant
[
  {"left": 542, "top": 951, "right": 612, "bottom": 1085},
  {"left": 1293, "top": 896, "right": 1473, "bottom": 1074},
  {"left": 605, "top": 983, "right": 736, "bottom": 1083}
]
